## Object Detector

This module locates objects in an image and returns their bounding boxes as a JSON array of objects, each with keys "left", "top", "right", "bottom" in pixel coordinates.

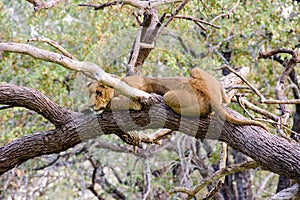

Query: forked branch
[{"left": 170, "top": 161, "right": 259, "bottom": 198}]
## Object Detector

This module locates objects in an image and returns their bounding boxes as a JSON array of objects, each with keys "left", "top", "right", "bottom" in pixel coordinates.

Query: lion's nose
[{"left": 99, "top": 106, "right": 106, "bottom": 110}]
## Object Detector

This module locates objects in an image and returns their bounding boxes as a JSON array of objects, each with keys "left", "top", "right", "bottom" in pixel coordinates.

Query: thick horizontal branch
[
  {"left": 0, "top": 83, "right": 72, "bottom": 126},
  {"left": 0, "top": 84, "right": 300, "bottom": 183}
]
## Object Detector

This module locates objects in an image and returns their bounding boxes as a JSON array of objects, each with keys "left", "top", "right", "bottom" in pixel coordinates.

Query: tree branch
[
  {"left": 1, "top": 84, "right": 300, "bottom": 183},
  {"left": 171, "top": 161, "right": 259, "bottom": 197},
  {"left": 25, "top": 0, "right": 64, "bottom": 12},
  {"left": 78, "top": 0, "right": 183, "bottom": 10},
  {"left": 0, "top": 42, "right": 150, "bottom": 99}
]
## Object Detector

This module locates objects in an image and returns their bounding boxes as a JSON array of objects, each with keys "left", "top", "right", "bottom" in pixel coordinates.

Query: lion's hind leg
[{"left": 164, "top": 90, "right": 208, "bottom": 116}]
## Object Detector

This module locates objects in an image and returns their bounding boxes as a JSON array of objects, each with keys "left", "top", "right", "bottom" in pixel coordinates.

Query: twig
[
  {"left": 215, "top": 49, "right": 233, "bottom": 69},
  {"left": 78, "top": 0, "right": 183, "bottom": 10},
  {"left": 157, "top": 0, "right": 190, "bottom": 37},
  {"left": 87, "top": 158, "right": 105, "bottom": 200},
  {"left": 0, "top": 105, "right": 15, "bottom": 110},
  {"left": 218, "top": 66, "right": 250, "bottom": 99},
  {"left": 210, "top": 0, "right": 240, "bottom": 24},
  {"left": 78, "top": 1, "right": 121, "bottom": 10},
  {"left": 127, "top": 27, "right": 142, "bottom": 76},
  {"left": 204, "top": 143, "right": 227, "bottom": 199},
  {"left": 28, "top": 36, "right": 77, "bottom": 60},
  {"left": 163, "top": 32, "right": 197, "bottom": 57},
  {"left": 25, "top": 0, "right": 64, "bottom": 12},
  {"left": 33, "top": 155, "right": 60, "bottom": 170},
  {"left": 233, "top": 97, "right": 278, "bottom": 122},
  {"left": 262, "top": 99, "right": 300, "bottom": 104},
  {"left": 258, "top": 48, "right": 299, "bottom": 62},
  {"left": 165, "top": 14, "right": 220, "bottom": 29},
  {"left": 142, "top": 158, "right": 151, "bottom": 200},
  {"left": 88, "top": 157, "right": 126, "bottom": 200},
  {"left": 171, "top": 161, "right": 259, "bottom": 197},
  {"left": 222, "top": 64, "right": 266, "bottom": 101},
  {"left": 163, "top": 0, "right": 190, "bottom": 28}
]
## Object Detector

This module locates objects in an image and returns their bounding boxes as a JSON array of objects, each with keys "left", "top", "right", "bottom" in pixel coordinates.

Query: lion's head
[{"left": 87, "top": 82, "right": 114, "bottom": 113}]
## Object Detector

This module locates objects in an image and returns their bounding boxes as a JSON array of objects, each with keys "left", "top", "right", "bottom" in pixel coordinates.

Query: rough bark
[
  {"left": 0, "top": 83, "right": 300, "bottom": 183},
  {"left": 234, "top": 153, "right": 253, "bottom": 200}
]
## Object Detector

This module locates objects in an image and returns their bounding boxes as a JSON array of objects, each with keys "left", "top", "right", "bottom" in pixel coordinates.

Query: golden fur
[{"left": 87, "top": 67, "right": 266, "bottom": 129}]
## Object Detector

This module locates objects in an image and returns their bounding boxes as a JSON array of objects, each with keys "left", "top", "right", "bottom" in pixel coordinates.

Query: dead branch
[
  {"left": 271, "top": 184, "right": 300, "bottom": 200},
  {"left": 204, "top": 143, "right": 227, "bottom": 199},
  {"left": 142, "top": 159, "right": 151, "bottom": 200},
  {"left": 165, "top": 14, "right": 220, "bottom": 30},
  {"left": 0, "top": 42, "right": 150, "bottom": 99},
  {"left": 222, "top": 64, "right": 266, "bottom": 100},
  {"left": 233, "top": 97, "right": 278, "bottom": 122},
  {"left": 171, "top": 161, "right": 259, "bottom": 197},
  {"left": 210, "top": 0, "right": 240, "bottom": 24},
  {"left": 158, "top": 0, "right": 190, "bottom": 30},
  {"left": 258, "top": 48, "right": 299, "bottom": 62},
  {"left": 127, "top": 27, "right": 143, "bottom": 76},
  {"left": 78, "top": 0, "right": 183, "bottom": 10},
  {"left": 27, "top": 36, "right": 77, "bottom": 60},
  {"left": 25, "top": 0, "right": 64, "bottom": 12},
  {"left": 259, "top": 48, "right": 300, "bottom": 128},
  {"left": 163, "top": 32, "right": 197, "bottom": 57}
]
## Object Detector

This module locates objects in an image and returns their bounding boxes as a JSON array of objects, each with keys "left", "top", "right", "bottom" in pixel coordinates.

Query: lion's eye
[{"left": 96, "top": 91, "right": 102, "bottom": 96}]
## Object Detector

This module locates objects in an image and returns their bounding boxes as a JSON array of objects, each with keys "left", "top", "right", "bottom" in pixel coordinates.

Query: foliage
[{"left": 0, "top": 0, "right": 299, "bottom": 199}]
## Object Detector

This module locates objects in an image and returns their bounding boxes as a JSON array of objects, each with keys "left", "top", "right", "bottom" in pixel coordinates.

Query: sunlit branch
[{"left": 0, "top": 42, "right": 150, "bottom": 99}]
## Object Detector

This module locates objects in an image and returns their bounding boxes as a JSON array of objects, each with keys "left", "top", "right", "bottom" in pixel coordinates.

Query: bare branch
[
  {"left": 78, "top": 0, "right": 183, "bottom": 10},
  {"left": 159, "top": 0, "right": 190, "bottom": 29},
  {"left": 205, "top": 143, "right": 227, "bottom": 199},
  {"left": 233, "top": 97, "right": 278, "bottom": 122},
  {"left": 142, "top": 158, "right": 151, "bottom": 200},
  {"left": 165, "top": 14, "right": 220, "bottom": 29},
  {"left": 78, "top": 1, "right": 121, "bottom": 10},
  {"left": 28, "top": 36, "right": 77, "bottom": 60},
  {"left": 127, "top": 27, "right": 143, "bottom": 76},
  {"left": 261, "top": 99, "right": 300, "bottom": 104},
  {"left": 171, "top": 161, "right": 259, "bottom": 197},
  {"left": 25, "top": 0, "right": 64, "bottom": 12},
  {"left": 0, "top": 42, "right": 150, "bottom": 99},
  {"left": 222, "top": 64, "right": 266, "bottom": 101},
  {"left": 259, "top": 48, "right": 300, "bottom": 127},
  {"left": 210, "top": 0, "right": 240, "bottom": 24},
  {"left": 258, "top": 48, "right": 299, "bottom": 62}
]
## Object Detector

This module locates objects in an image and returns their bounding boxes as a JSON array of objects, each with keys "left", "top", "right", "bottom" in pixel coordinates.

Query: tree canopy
[{"left": 0, "top": 0, "right": 300, "bottom": 199}]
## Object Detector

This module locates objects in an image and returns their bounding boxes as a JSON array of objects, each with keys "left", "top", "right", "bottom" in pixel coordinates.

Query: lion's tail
[{"left": 215, "top": 104, "right": 267, "bottom": 130}]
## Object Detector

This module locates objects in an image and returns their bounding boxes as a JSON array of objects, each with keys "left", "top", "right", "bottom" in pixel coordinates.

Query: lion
[{"left": 86, "top": 67, "right": 267, "bottom": 130}]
